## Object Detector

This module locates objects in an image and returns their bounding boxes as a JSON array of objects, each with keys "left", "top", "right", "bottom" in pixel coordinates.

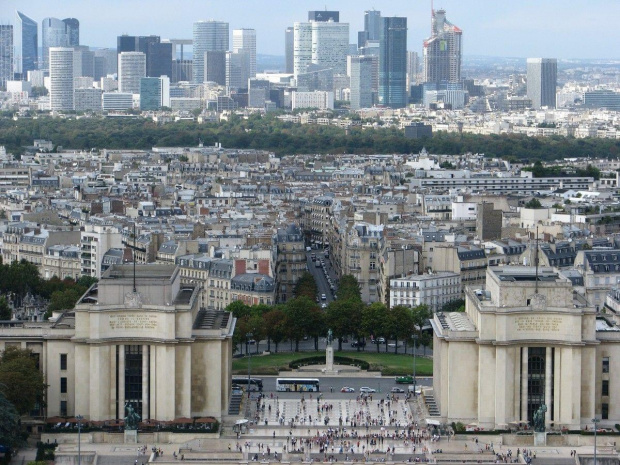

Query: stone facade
[
  {"left": 0, "top": 264, "right": 235, "bottom": 422},
  {"left": 432, "top": 266, "right": 620, "bottom": 430}
]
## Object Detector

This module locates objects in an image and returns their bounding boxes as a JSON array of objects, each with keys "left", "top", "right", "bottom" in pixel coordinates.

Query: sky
[{"left": 4, "top": 0, "right": 620, "bottom": 60}]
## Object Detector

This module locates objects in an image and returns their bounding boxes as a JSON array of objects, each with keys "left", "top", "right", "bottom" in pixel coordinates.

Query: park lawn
[{"left": 231, "top": 350, "right": 432, "bottom": 376}]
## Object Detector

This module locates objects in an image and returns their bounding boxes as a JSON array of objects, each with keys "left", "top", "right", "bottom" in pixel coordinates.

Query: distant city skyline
[{"left": 2, "top": 0, "right": 620, "bottom": 60}]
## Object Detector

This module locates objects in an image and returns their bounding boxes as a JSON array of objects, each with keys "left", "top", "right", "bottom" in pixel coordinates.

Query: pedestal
[
  {"left": 124, "top": 429, "right": 138, "bottom": 444},
  {"left": 326, "top": 346, "right": 334, "bottom": 371},
  {"left": 534, "top": 432, "right": 547, "bottom": 446}
]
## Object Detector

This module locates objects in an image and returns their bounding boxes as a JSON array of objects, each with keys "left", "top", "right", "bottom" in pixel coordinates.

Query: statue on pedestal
[
  {"left": 327, "top": 329, "right": 333, "bottom": 346},
  {"left": 533, "top": 404, "right": 547, "bottom": 432},
  {"left": 124, "top": 402, "right": 141, "bottom": 430}
]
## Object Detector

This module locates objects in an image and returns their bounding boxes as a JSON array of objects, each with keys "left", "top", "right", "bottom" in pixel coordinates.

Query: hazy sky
[{"left": 4, "top": 0, "right": 620, "bottom": 59}]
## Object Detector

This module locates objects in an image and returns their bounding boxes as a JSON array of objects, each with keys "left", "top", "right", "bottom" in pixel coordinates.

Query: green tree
[
  {"left": 440, "top": 299, "right": 465, "bottom": 312},
  {"left": 294, "top": 272, "right": 318, "bottom": 300},
  {"left": 325, "top": 298, "right": 363, "bottom": 351},
  {"left": 0, "top": 347, "right": 46, "bottom": 415},
  {"left": 0, "top": 296, "right": 10, "bottom": 320},
  {"left": 0, "top": 389, "right": 21, "bottom": 451},
  {"left": 337, "top": 275, "right": 362, "bottom": 302},
  {"left": 524, "top": 198, "right": 543, "bottom": 209},
  {"left": 410, "top": 304, "right": 432, "bottom": 342},
  {"left": 389, "top": 305, "right": 414, "bottom": 354},
  {"left": 284, "top": 296, "right": 316, "bottom": 351},
  {"left": 306, "top": 307, "right": 326, "bottom": 351},
  {"left": 246, "top": 309, "right": 265, "bottom": 355},
  {"left": 226, "top": 300, "right": 251, "bottom": 318},
  {"left": 361, "top": 302, "right": 388, "bottom": 353},
  {"left": 263, "top": 308, "right": 287, "bottom": 352}
]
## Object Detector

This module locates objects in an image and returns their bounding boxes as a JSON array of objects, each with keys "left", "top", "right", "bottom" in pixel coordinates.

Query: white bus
[{"left": 276, "top": 377, "right": 320, "bottom": 392}]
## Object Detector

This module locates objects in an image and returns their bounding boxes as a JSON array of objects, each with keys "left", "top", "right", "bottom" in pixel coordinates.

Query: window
[
  {"left": 60, "top": 354, "right": 67, "bottom": 371},
  {"left": 60, "top": 400, "right": 67, "bottom": 416},
  {"left": 602, "top": 380, "right": 609, "bottom": 396},
  {"left": 603, "top": 357, "right": 610, "bottom": 373},
  {"left": 602, "top": 403, "right": 609, "bottom": 420},
  {"left": 60, "top": 377, "right": 67, "bottom": 393}
]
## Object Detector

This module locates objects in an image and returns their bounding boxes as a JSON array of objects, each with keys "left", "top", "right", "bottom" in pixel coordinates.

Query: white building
[
  {"left": 232, "top": 28, "right": 256, "bottom": 78},
  {"left": 80, "top": 224, "right": 123, "bottom": 278},
  {"left": 311, "top": 21, "right": 349, "bottom": 75},
  {"left": 118, "top": 52, "right": 146, "bottom": 94},
  {"left": 348, "top": 55, "right": 373, "bottom": 110},
  {"left": 49, "top": 47, "right": 74, "bottom": 111},
  {"left": 74, "top": 88, "right": 102, "bottom": 112},
  {"left": 292, "top": 90, "right": 334, "bottom": 110},
  {"left": 390, "top": 272, "right": 461, "bottom": 312},
  {"left": 193, "top": 20, "right": 229, "bottom": 84},
  {"left": 225, "top": 50, "right": 250, "bottom": 91},
  {"left": 294, "top": 20, "right": 349, "bottom": 78},
  {"left": 102, "top": 92, "right": 133, "bottom": 111}
]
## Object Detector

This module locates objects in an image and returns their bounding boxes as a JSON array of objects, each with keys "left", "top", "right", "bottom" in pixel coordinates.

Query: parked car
[
  {"left": 390, "top": 387, "right": 405, "bottom": 393},
  {"left": 321, "top": 303, "right": 327, "bottom": 309},
  {"left": 340, "top": 386, "right": 355, "bottom": 393},
  {"left": 359, "top": 387, "right": 376, "bottom": 394}
]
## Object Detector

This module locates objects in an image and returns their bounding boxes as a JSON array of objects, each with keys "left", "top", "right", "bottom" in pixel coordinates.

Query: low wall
[{"left": 41, "top": 431, "right": 219, "bottom": 445}]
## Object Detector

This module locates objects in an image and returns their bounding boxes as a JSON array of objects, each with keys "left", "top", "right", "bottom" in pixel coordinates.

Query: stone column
[
  {"left": 545, "top": 347, "right": 553, "bottom": 429},
  {"left": 118, "top": 344, "right": 125, "bottom": 419},
  {"left": 142, "top": 345, "right": 149, "bottom": 420},
  {"left": 521, "top": 347, "right": 528, "bottom": 422}
]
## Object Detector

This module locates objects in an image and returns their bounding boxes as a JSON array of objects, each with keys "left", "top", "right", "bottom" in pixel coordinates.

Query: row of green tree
[
  {"left": 0, "top": 115, "right": 619, "bottom": 160},
  {"left": 0, "top": 347, "right": 46, "bottom": 455},
  {"left": 522, "top": 161, "right": 601, "bottom": 179},
  {"left": 0, "top": 259, "right": 97, "bottom": 320},
  {"left": 227, "top": 273, "right": 433, "bottom": 355}
]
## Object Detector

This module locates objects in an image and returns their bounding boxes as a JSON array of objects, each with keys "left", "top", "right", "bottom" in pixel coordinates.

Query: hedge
[{"left": 289, "top": 355, "right": 370, "bottom": 370}]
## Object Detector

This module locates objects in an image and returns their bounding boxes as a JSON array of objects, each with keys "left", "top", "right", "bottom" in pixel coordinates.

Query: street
[
  {"left": 305, "top": 248, "right": 337, "bottom": 304},
  {"left": 253, "top": 375, "right": 432, "bottom": 396}
]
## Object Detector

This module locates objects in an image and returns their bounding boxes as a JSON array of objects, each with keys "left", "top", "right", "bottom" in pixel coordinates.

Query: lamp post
[
  {"left": 593, "top": 417, "right": 600, "bottom": 465},
  {"left": 412, "top": 334, "right": 418, "bottom": 394},
  {"left": 76, "top": 414, "right": 84, "bottom": 465},
  {"left": 246, "top": 332, "right": 253, "bottom": 399}
]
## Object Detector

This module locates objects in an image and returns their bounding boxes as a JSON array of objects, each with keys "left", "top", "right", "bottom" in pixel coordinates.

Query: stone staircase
[
  {"left": 424, "top": 393, "right": 440, "bottom": 416},
  {"left": 228, "top": 390, "right": 243, "bottom": 415}
]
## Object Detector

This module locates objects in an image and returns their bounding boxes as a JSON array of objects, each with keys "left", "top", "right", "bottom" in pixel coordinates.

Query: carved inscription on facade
[
  {"left": 514, "top": 315, "right": 562, "bottom": 333},
  {"left": 109, "top": 314, "right": 158, "bottom": 331}
]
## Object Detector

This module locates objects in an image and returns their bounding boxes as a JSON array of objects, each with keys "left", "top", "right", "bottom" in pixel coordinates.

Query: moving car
[
  {"left": 395, "top": 375, "right": 414, "bottom": 384},
  {"left": 359, "top": 387, "right": 376, "bottom": 393},
  {"left": 390, "top": 387, "right": 405, "bottom": 393},
  {"left": 351, "top": 340, "right": 366, "bottom": 348},
  {"left": 321, "top": 293, "right": 327, "bottom": 300},
  {"left": 372, "top": 337, "right": 386, "bottom": 344},
  {"left": 340, "top": 386, "right": 355, "bottom": 393}
]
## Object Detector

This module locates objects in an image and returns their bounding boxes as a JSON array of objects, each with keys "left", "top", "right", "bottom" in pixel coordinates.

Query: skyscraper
[
  {"left": 348, "top": 55, "right": 374, "bottom": 110},
  {"left": 308, "top": 11, "right": 339, "bottom": 22},
  {"left": 285, "top": 27, "right": 294, "bottom": 74},
  {"left": 233, "top": 29, "right": 256, "bottom": 78},
  {"left": 407, "top": 51, "right": 419, "bottom": 89},
  {"left": 527, "top": 58, "right": 557, "bottom": 109},
  {"left": 15, "top": 11, "right": 38, "bottom": 77},
  {"left": 49, "top": 47, "right": 74, "bottom": 111},
  {"left": 311, "top": 22, "right": 349, "bottom": 75},
  {"left": 116, "top": 35, "right": 172, "bottom": 78},
  {"left": 118, "top": 52, "right": 146, "bottom": 94},
  {"left": 204, "top": 50, "right": 226, "bottom": 85},
  {"left": 140, "top": 76, "right": 170, "bottom": 110},
  {"left": 42, "top": 18, "right": 68, "bottom": 70},
  {"left": 0, "top": 25, "right": 13, "bottom": 89},
  {"left": 294, "top": 20, "right": 349, "bottom": 77},
  {"left": 378, "top": 17, "right": 407, "bottom": 108},
  {"left": 193, "top": 20, "right": 229, "bottom": 83},
  {"left": 359, "top": 9, "right": 381, "bottom": 47},
  {"left": 63, "top": 18, "right": 79, "bottom": 46},
  {"left": 226, "top": 50, "right": 250, "bottom": 90},
  {"left": 423, "top": 9, "right": 462, "bottom": 83}
]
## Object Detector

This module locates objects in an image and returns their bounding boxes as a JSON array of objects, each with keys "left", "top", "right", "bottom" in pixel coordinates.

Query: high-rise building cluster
[{"left": 0, "top": 6, "right": 560, "bottom": 113}]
